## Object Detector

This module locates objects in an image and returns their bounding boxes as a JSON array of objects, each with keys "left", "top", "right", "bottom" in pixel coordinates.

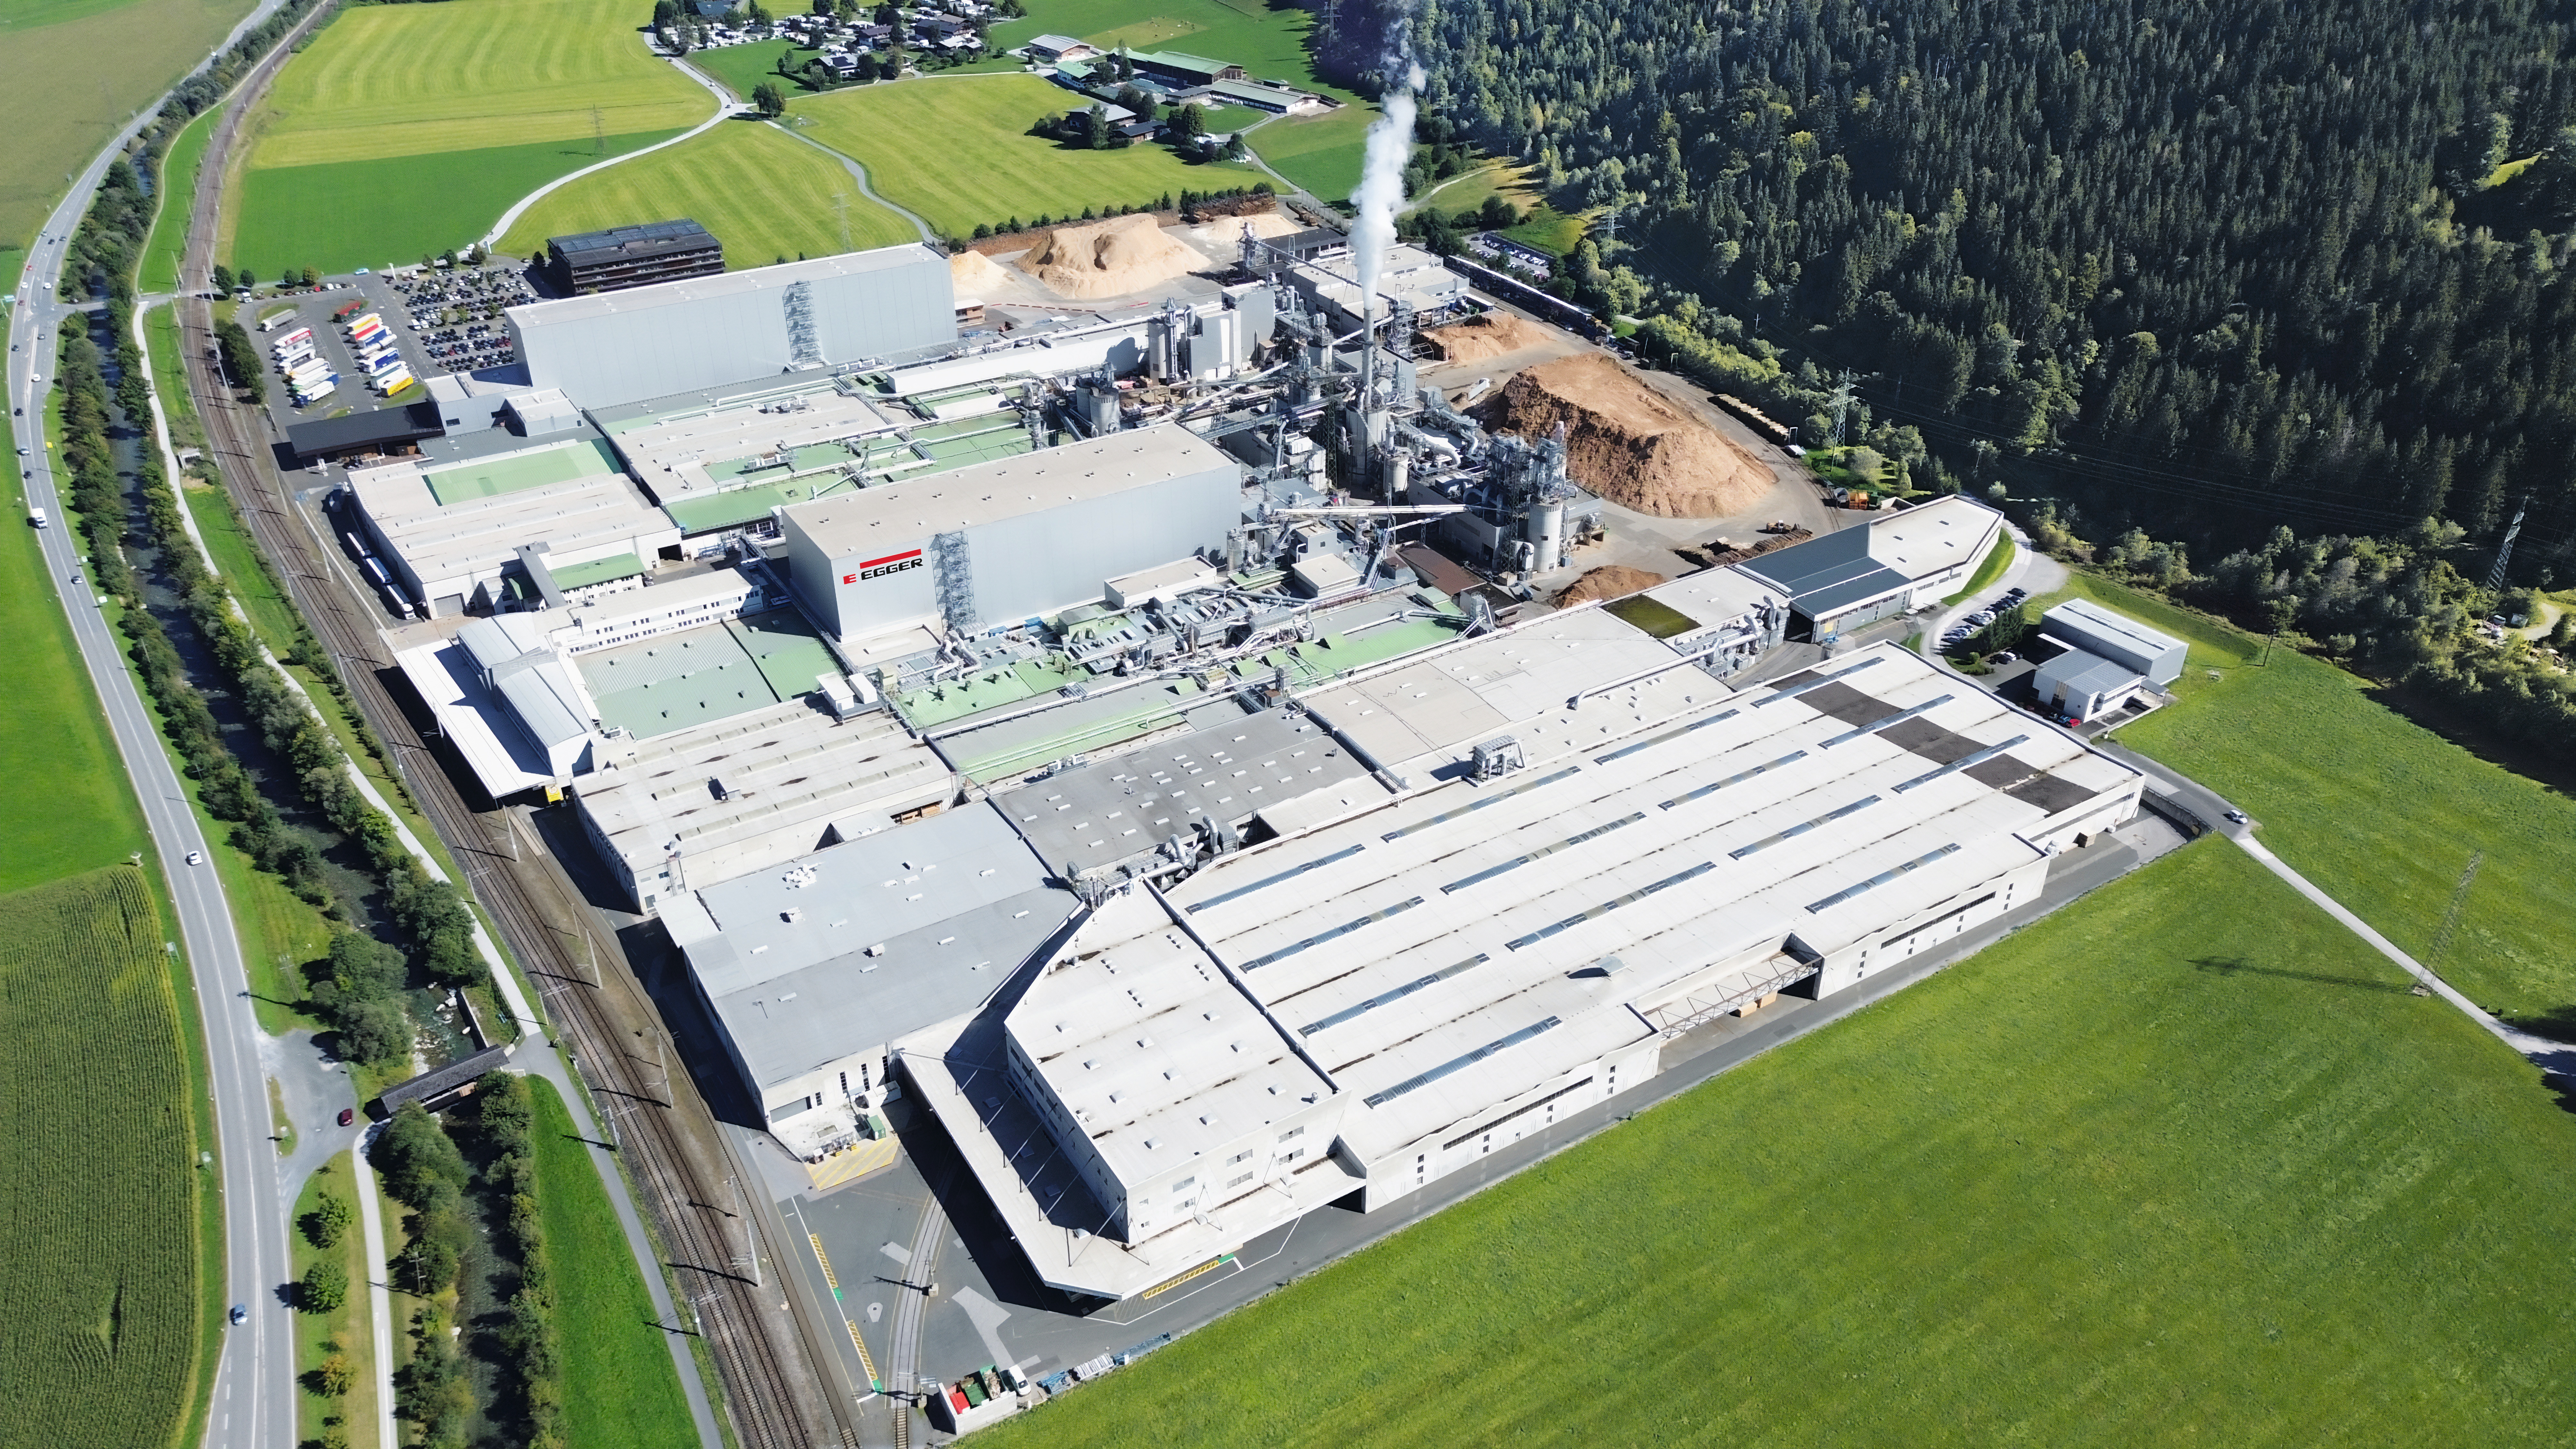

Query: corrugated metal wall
[{"left": 512, "top": 248, "right": 956, "bottom": 407}]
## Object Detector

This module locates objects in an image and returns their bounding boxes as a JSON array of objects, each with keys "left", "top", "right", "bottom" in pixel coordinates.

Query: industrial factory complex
[{"left": 326, "top": 227, "right": 2174, "bottom": 1306}]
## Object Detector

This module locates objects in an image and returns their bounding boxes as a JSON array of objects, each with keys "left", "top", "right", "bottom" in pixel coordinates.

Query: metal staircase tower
[{"left": 931, "top": 530, "right": 979, "bottom": 636}]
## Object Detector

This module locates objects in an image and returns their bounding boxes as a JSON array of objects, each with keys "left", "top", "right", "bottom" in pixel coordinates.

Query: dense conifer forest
[
  {"left": 1408, "top": 0, "right": 2575, "bottom": 554},
  {"left": 1385, "top": 0, "right": 2576, "bottom": 761}
]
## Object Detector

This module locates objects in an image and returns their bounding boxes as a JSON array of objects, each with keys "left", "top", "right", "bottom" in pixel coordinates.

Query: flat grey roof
[
  {"left": 689, "top": 802, "right": 1073, "bottom": 1089},
  {"left": 510, "top": 244, "right": 943, "bottom": 331},
  {"left": 992, "top": 705, "right": 1377, "bottom": 879},
  {"left": 2044, "top": 598, "right": 2184, "bottom": 662},
  {"left": 1733, "top": 527, "right": 1912, "bottom": 618}
]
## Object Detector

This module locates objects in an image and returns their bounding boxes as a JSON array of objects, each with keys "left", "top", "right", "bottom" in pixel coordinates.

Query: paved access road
[
  {"left": 7, "top": 56, "right": 294, "bottom": 1449},
  {"left": 2, "top": 3, "right": 327, "bottom": 1442}
]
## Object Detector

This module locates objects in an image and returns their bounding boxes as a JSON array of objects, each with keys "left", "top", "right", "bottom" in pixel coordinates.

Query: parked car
[
  {"left": 1991, "top": 651, "right": 2017, "bottom": 665},
  {"left": 338, "top": 1107, "right": 355, "bottom": 1127}
]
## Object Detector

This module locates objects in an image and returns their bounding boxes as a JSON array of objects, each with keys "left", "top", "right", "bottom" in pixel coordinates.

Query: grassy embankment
[
  {"left": 527, "top": 1075, "right": 698, "bottom": 1446},
  {"left": 987, "top": 843, "right": 2576, "bottom": 1446},
  {"left": 223, "top": 0, "right": 708, "bottom": 275},
  {"left": 0, "top": 868, "right": 213, "bottom": 1449},
  {"left": 791, "top": 73, "right": 1263, "bottom": 236},
  {"left": 498, "top": 117, "right": 914, "bottom": 266},
  {"left": 2037, "top": 572, "right": 2576, "bottom": 1033},
  {"left": 290, "top": 1152, "right": 379, "bottom": 1448},
  {"left": 1941, "top": 530, "right": 2015, "bottom": 606},
  {"left": 139, "top": 102, "right": 219, "bottom": 295},
  {"left": 0, "top": 0, "right": 260, "bottom": 249}
]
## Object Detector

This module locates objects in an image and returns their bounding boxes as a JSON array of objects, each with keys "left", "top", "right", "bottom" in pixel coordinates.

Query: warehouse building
[
  {"left": 1731, "top": 496, "right": 2004, "bottom": 643},
  {"left": 393, "top": 612, "right": 603, "bottom": 799},
  {"left": 658, "top": 802, "right": 1073, "bottom": 1147},
  {"left": 2038, "top": 599, "right": 2187, "bottom": 684},
  {"left": 284, "top": 401, "right": 446, "bottom": 465},
  {"left": 573, "top": 698, "right": 953, "bottom": 913},
  {"left": 777, "top": 424, "right": 1243, "bottom": 642},
  {"left": 2028, "top": 600, "right": 2188, "bottom": 725},
  {"left": 345, "top": 434, "right": 677, "bottom": 618},
  {"left": 547, "top": 219, "right": 724, "bottom": 295},
  {"left": 508, "top": 245, "right": 957, "bottom": 410},
  {"left": 898, "top": 634, "right": 2144, "bottom": 1299}
]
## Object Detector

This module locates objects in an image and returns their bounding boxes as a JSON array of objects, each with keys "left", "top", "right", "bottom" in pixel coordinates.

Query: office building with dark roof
[{"left": 547, "top": 219, "right": 725, "bottom": 296}]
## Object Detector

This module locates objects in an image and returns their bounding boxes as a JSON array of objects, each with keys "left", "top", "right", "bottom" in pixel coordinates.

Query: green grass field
[
  {"left": 1244, "top": 101, "right": 1374, "bottom": 200},
  {"left": 246, "top": 0, "right": 703, "bottom": 168},
  {"left": 0, "top": 0, "right": 260, "bottom": 249},
  {"left": 985, "top": 0, "right": 1338, "bottom": 95},
  {"left": 230, "top": 126, "right": 686, "bottom": 278},
  {"left": 791, "top": 74, "right": 1260, "bottom": 236},
  {"left": 988, "top": 843, "right": 2576, "bottom": 1447},
  {"left": 139, "top": 104, "right": 218, "bottom": 295},
  {"left": 498, "top": 118, "right": 913, "bottom": 267},
  {"left": 686, "top": 37, "right": 800, "bottom": 101},
  {"left": 0, "top": 416, "right": 151, "bottom": 892},
  {"left": 291, "top": 1153, "right": 378, "bottom": 1448},
  {"left": 1410, "top": 158, "right": 1539, "bottom": 220},
  {"left": 227, "top": 0, "right": 708, "bottom": 271},
  {"left": 527, "top": 1075, "right": 695, "bottom": 1447},
  {"left": 0, "top": 867, "right": 207, "bottom": 1449},
  {"left": 2037, "top": 573, "right": 2576, "bottom": 1034}
]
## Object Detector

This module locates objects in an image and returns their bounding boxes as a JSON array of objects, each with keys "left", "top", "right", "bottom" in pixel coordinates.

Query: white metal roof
[
  {"left": 1009, "top": 891, "right": 1335, "bottom": 1190},
  {"left": 1863, "top": 494, "right": 2003, "bottom": 581},
  {"left": 576, "top": 699, "right": 952, "bottom": 879},
  {"left": 779, "top": 424, "right": 1239, "bottom": 558},
  {"left": 1170, "top": 642, "right": 2134, "bottom": 1162},
  {"left": 1298, "top": 605, "right": 1737, "bottom": 785}
]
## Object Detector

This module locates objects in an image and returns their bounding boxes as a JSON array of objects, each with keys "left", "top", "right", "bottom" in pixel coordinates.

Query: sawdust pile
[
  {"left": 1491, "top": 354, "right": 1771, "bottom": 519},
  {"left": 1189, "top": 210, "right": 1300, "bottom": 247},
  {"left": 949, "top": 249, "right": 1013, "bottom": 296},
  {"left": 1555, "top": 565, "right": 1666, "bottom": 607},
  {"left": 1420, "top": 312, "right": 1551, "bottom": 364},
  {"left": 1014, "top": 213, "right": 1202, "bottom": 299}
]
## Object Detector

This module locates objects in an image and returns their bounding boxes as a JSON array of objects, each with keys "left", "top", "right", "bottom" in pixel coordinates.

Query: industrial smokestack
[{"left": 1352, "top": 25, "right": 1424, "bottom": 325}]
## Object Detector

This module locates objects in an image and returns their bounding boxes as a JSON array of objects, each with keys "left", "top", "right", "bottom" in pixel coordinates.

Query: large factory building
[
  {"left": 777, "top": 425, "right": 1243, "bottom": 642},
  {"left": 508, "top": 245, "right": 957, "bottom": 409},
  {"left": 895, "top": 632, "right": 2145, "bottom": 1300}
]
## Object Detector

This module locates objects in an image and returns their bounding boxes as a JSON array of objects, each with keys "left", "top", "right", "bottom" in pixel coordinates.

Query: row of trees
[
  {"left": 373, "top": 1103, "right": 478, "bottom": 1446},
  {"left": 58, "top": 0, "right": 331, "bottom": 303},
  {"left": 367, "top": 1075, "right": 567, "bottom": 1447}
]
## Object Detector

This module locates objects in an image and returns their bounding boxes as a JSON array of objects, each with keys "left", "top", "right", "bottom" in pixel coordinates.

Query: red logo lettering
[{"left": 840, "top": 573, "right": 857, "bottom": 584}]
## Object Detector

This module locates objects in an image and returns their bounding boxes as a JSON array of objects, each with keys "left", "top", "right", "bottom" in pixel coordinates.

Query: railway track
[
  {"left": 180, "top": 338, "right": 846, "bottom": 1446},
  {"left": 166, "top": 36, "right": 853, "bottom": 1442}
]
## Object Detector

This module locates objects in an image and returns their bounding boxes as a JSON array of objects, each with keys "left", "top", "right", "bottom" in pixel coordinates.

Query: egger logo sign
[{"left": 841, "top": 549, "right": 924, "bottom": 585}]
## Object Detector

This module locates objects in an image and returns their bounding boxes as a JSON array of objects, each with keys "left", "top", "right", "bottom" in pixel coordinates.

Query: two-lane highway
[{"left": 5, "top": 12, "right": 300, "bottom": 1446}]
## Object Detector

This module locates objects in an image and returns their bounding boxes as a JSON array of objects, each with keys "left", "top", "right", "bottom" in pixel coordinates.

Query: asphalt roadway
[{"left": 6, "top": 5, "right": 304, "bottom": 1443}]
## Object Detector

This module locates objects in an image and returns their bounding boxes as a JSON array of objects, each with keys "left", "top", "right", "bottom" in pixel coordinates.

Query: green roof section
[
  {"left": 546, "top": 552, "right": 644, "bottom": 590},
  {"left": 1604, "top": 593, "right": 1700, "bottom": 640},
  {"left": 663, "top": 476, "right": 862, "bottom": 534},
  {"left": 576, "top": 608, "right": 838, "bottom": 740},
  {"left": 422, "top": 438, "right": 619, "bottom": 505},
  {"left": 894, "top": 657, "right": 1091, "bottom": 730}
]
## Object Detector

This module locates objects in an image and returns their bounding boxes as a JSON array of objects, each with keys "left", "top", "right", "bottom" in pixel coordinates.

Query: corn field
[{"left": 0, "top": 867, "right": 201, "bottom": 1449}]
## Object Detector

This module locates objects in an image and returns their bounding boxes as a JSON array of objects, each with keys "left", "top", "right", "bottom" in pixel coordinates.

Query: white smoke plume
[{"left": 1350, "top": 34, "right": 1425, "bottom": 320}]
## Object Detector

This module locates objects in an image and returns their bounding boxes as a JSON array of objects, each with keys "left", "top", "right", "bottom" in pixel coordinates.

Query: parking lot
[{"left": 386, "top": 262, "right": 535, "bottom": 372}]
